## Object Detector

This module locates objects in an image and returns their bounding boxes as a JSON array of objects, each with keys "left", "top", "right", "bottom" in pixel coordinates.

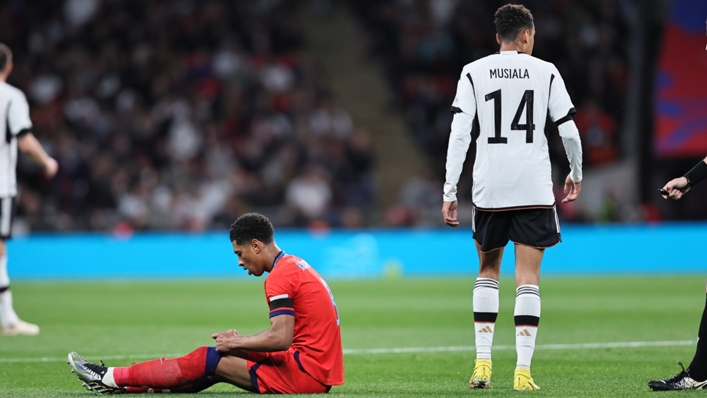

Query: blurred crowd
[
  {"left": 351, "top": 0, "right": 631, "bottom": 223},
  {"left": 1, "top": 0, "right": 375, "bottom": 233},
  {"left": 0, "top": 0, "right": 639, "bottom": 232}
]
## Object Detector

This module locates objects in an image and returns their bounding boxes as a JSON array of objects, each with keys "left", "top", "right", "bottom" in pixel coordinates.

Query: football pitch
[{"left": 0, "top": 276, "right": 705, "bottom": 397}]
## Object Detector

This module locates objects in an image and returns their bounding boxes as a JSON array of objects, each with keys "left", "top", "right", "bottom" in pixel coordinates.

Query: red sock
[{"left": 114, "top": 347, "right": 214, "bottom": 389}]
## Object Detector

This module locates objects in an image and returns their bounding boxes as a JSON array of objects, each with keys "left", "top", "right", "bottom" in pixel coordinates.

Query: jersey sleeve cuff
[
  {"left": 15, "top": 128, "right": 32, "bottom": 138},
  {"left": 269, "top": 308, "right": 295, "bottom": 318},
  {"left": 443, "top": 194, "right": 457, "bottom": 202}
]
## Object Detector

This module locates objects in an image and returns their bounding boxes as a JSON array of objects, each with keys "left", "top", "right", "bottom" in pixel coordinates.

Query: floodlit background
[
  {"left": 0, "top": 0, "right": 705, "bottom": 278},
  {"left": 2, "top": 0, "right": 705, "bottom": 233}
]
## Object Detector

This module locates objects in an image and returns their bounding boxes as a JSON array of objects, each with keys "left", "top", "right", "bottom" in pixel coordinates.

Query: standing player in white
[
  {"left": 0, "top": 43, "right": 58, "bottom": 336},
  {"left": 442, "top": 5, "right": 582, "bottom": 390}
]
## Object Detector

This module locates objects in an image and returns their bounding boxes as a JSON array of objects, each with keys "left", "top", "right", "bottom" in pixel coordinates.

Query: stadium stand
[
  {"left": 0, "top": 1, "right": 375, "bottom": 232},
  {"left": 5, "top": 0, "right": 688, "bottom": 230},
  {"left": 350, "top": 0, "right": 631, "bottom": 223}
]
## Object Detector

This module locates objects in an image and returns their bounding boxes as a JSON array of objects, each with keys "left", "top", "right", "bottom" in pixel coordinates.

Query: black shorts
[
  {"left": 472, "top": 207, "right": 561, "bottom": 252},
  {"left": 0, "top": 197, "right": 14, "bottom": 240}
]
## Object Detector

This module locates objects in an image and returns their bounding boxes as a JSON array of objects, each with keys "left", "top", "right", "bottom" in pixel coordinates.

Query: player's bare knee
[{"left": 214, "top": 356, "right": 255, "bottom": 391}]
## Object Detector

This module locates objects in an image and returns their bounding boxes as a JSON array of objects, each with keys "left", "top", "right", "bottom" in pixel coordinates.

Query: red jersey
[{"left": 264, "top": 252, "right": 344, "bottom": 386}]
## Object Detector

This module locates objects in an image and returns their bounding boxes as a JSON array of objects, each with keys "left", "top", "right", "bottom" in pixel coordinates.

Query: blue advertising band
[{"left": 684, "top": 160, "right": 707, "bottom": 188}]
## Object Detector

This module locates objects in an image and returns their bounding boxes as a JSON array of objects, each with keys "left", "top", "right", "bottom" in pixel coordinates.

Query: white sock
[
  {"left": 0, "top": 253, "right": 18, "bottom": 327},
  {"left": 0, "top": 290, "right": 19, "bottom": 327},
  {"left": 473, "top": 278, "right": 499, "bottom": 360},
  {"left": 103, "top": 368, "right": 118, "bottom": 388},
  {"left": 515, "top": 284, "right": 541, "bottom": 368}
]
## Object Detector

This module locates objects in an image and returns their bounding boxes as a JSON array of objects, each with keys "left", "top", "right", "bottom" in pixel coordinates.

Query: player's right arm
[
  {"left": 9, "top": 92, "right": 58, "bottom": 178},
  {"left": 443, "top": 69, "right": 477, "bottom": 227},
  {"left": 548, "top": 67, "right": 582, "bottom": 203},
  {"left": 212, "top": 315, "right": 295, "bottom": 353},
  {"left": 661, "top": 156, "right": 707, "bottom": 200},
  {"left": 213, "top": 274, "right": 297, "bottom": 353}
]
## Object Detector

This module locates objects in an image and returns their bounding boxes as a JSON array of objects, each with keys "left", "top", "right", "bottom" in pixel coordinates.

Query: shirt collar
[{"left": 272, "top": 250, "right": 286, "bottom": 269}]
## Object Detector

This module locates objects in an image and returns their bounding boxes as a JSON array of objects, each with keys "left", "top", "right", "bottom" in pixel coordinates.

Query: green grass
[{"left": 1, "top": 276, "right": 705, "bottom": 397}]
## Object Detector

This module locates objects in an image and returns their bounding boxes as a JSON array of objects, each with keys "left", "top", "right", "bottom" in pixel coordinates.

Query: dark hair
[
  {"left": 229, "top": 213, "right": 274, "bottom": 245},
  {"left": 494, "top": 4, "right": 534, "bottom": 43},
  {"left": 0, "top": 43, "right": 11, "bottom": 72}
]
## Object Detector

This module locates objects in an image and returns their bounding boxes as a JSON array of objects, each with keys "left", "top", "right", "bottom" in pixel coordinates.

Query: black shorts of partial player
[{"left": 472, "top": 207, "right": 561, "bottom": 252}]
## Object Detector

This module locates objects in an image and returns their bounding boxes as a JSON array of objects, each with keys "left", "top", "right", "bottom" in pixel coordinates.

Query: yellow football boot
[
  {"left": 514, "top": 367, "right": 540, "bottom": 390},
  {"left": 469, "top": 359, "right": 492, "bottom": 388}
]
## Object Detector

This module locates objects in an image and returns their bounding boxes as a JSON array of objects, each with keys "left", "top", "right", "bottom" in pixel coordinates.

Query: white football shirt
[
  {"left": 445, "top": 51, "right": 579, "bottom": 210},
  {"left": 0, "top": 81, "right": 33, "bottom": 197}
]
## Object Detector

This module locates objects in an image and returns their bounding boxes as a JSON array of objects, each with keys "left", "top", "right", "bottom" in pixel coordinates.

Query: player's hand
[
  {"left": 44, "top": 157, "right": 58, "bottom": 179},
  {"left": 661, "top": 177, "right": 690, "bottom": 200},
  {"left": 562, "top": 174, "right": 581, "bottom": 203},
  {"left": 212, "top": 329, "right": 239, "bottom": 352},
  {"left": 442, "top": 201, "right": 459, "bottom": 227}
]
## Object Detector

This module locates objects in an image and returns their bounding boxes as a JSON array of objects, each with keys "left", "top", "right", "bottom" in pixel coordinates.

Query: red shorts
[{"left": 246, "top": 349, "right": 330, "bottom": 394}]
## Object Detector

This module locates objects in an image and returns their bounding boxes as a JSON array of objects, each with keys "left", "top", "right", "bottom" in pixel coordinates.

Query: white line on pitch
[
  {"left": 0, "top": 340, "right": 695, "bottom": 364},
  {"left": 343, "top": 340, "right": 696, "bottom": 354}
]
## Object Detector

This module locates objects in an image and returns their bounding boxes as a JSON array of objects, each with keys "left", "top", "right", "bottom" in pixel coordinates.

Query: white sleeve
[
  {"left": 558, "top": 120, "right": 583, "bottom": 182},
  {"left": 443, "top": 111, "right": 475, "bottom": 202},
  {"left": 7, "top": 92, "right": 32, "bottom": 136},
  {"left": 451, "top": 71, "right": 477, "bottom": 116},
  {"left": 548, "top": 68, "right": 575, "bottom": 123},
  {"left": 444, "top": 71, "right": 477, "bottom": 202}
]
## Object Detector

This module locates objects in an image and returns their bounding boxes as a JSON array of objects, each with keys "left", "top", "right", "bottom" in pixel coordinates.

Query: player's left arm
[
  {"left": 18, "top": 134, "right": 58, "bottom": 178},
  {"left": 549, "top": 68, "right": 583, "bottom": 203},
  {"left": 212, "top": 315, "right": 294, "bottom": 353},
  {"left": 10, "top": 94, "right": 58, "bottom": 178},
  {"left": 558, "top": 120, "right": 582, "bottom": 203}
]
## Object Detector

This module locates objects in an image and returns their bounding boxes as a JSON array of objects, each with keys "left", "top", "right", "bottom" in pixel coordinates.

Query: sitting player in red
[{"left": 67, "top": 213, "right": 344, "bottom": 394}]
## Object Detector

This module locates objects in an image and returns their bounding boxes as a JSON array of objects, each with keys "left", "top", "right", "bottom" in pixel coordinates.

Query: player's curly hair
[
  {"left": 229, "top": 213, "right": 274, "bottom": 245},
  {"left": 494, "top": 4, "right": 534, "bottom": 43}
]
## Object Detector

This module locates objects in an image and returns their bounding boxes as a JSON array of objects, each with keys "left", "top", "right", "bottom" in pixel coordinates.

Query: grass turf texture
[{"left": 0, "top": 276, "right": 705, "bottom": 397}]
